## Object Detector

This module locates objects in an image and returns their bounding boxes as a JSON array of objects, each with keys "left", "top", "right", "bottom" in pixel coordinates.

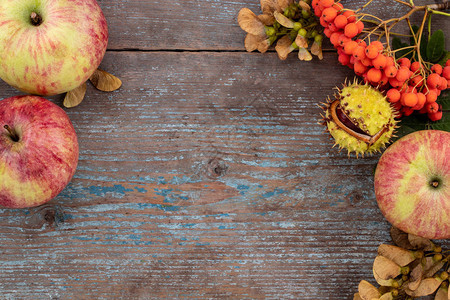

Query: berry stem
[
  {"left": 4, "top": 125, "right": 19, "bottom": 142},
  {"left": 30, "top": 12, "right": 43, "bottom": 26},
  {"left": 393, "top": 0, "right": 413, "bottom": 8},
  {"left": 415, "top": 9, "right": 428, "bottom": 70}
]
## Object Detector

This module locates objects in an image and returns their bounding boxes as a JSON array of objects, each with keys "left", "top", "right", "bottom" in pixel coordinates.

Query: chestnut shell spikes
[{"left": 321, "top": 80, "right": 398, "bottom": 157}]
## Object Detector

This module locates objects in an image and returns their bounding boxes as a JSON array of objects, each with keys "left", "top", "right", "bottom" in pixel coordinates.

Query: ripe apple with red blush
[
  {"left": 0, "top": 96, "right": 78, "bottom": 208},
  {"left": 0, "top": 0, "right": 108, "bottom": 96},
  {"left": 375, "top": 130, "right": 449, "bottom": 239}
]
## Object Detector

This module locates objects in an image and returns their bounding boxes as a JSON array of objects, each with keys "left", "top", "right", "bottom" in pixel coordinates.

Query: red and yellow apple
[
  {"left": 0, "top": 0, "right": 108, "bottom": 96},
  {"left": 0, "top": 96, "right": 79, "bottom": 208},
  {"left": 374, "top": 130, "right": 449, "bottom": 239}
]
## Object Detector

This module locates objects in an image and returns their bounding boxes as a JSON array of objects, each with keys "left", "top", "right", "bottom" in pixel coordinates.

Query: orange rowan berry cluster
[{"left": 313, "top": 0, "right": 450, "bottom": 121}]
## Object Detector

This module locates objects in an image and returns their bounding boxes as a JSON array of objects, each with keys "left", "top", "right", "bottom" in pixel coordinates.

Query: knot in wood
[
  {"left": 206, "top": 158, "right": 228, "bottom": 178},
  {"left": 24, "top": 205, "right": 65, "bottom": 230}
]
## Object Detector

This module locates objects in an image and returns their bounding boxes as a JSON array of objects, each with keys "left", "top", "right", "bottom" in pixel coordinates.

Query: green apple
[
  {"left": 0, "top": 96, "right": 79, "bottom": 208},
  {"left": 0, "top": 0, "right": 108, "bottom": 95},
  {"left": 375, "top": 130, "right": 449, "bottom": 239}
]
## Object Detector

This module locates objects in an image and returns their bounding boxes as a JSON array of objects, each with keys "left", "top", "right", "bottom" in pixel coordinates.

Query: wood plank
[
  {"left": 1, "top": 51, "right": 447, "bottom": 298},
  {"left": 1, "top": 0, "right": 449, "bottom": 298},
  {"left": 99, "top": 0, "right": 449, "bottom": 50}
]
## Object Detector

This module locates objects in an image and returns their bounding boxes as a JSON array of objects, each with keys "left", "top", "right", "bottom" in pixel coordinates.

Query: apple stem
[
  {"left": 4, "top": 125, "right": 19, "bottom": 142},
  {"left": 431, "top": 180, "right": 439, "bottom": 188},
  {"left": 30, "top": 12, "right": 43, "bottom": 26}
]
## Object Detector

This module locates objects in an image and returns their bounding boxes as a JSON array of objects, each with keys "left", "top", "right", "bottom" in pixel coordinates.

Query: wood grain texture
[
  {"left": 98, "top": 0, "right": 450, "bottom": 50},
  {"left": 0, "top": 0, "right": 449, "bottom": 299}
]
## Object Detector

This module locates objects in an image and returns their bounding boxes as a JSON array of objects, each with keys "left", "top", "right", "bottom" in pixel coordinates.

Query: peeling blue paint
[
  {"left": 237, "top": 184, "right": 250, "bottom": 195},
  {"left": 63, "top": 214, "right": 74, "bottom": 222},
  {"left": 137, "top": 203, "right": 179, "bottom": 212},
  {"left": 218, "top": 224, "right": 237, "bottom": 229},
  {"left": 128, "top": 234, "right": 142, "bottom": 240},
  {"left": 155, "top": 188, "right": 174, "bottom": 197},
  {"left": 180, "top": 223, "right": 196, "bottom": 228},
  {"left": 88, "top": 185, "right": 133, "bottom": 197},
  {"left": 254, "top": 212, "right": 267, "bottom": 216},
  {"left": 169, "top": 175, "right": 201, "bottom": 185},
  {"left": 157, "top": 176, "right": 167, "bottom": 185},
  {"left": 72, "top": 236, "right": 101, "bottom": 241},
  {"left": 154, "top": 188, "right": 189, "bottom": 203},
  {"left": 196, "top": 242, "right": 210, "bottom": 246},
  {"left": 134, "top": 186, "right": 147, "bottom": 193},
  {"left": 328, "top": 184, "right": 344, "bottom": 194},
  {"left": 261, "top": 188, "right": 288, "bottom": 198}
]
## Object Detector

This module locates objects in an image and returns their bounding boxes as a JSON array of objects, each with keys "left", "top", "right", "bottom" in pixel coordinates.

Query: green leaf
[
  {"left": 438, "top": 51, "right": 450, "bottom": 66},
  {"left": 392, "top": 37, "right": 412, "bottom": 59},
  {"left": 409, "top": 25, "right": 428, "bottom": 61},
  {"left": 399, "top": 114, "right": 429, "bottom": 130},
  {"left": 394, "top": 114, "right": 428, "bottom": 141},
  {"left": 392, "top": 37, "right": 403, "bottom": 50},
  {"left": 426, "top": 30, "right": 445, "bottom": 62},
  {"left": 435, "top": 90, "right": 450, "bottom": 132},
  {"left": 410, "top": 24, "right": 420, "bottom": 45},
  {"left": 395, "top": 92, "right": 450, "bottom": 138},
  {"left": 438, "top": 90, "right": 450, "bottom": 110},
  {"left": 394, "top": 124, "right": 421, "bottom": 141},
  {"left": 430, "top": 112, "right": 450, "bottom": 131},
  {"left": 420, "top": 36, "right": 428, "bottom": 61}
]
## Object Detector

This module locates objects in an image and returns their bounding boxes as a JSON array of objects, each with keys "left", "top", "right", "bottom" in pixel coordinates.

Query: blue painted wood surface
[{"left": 0, "top": 0, "right": 448, "bottom": 298}]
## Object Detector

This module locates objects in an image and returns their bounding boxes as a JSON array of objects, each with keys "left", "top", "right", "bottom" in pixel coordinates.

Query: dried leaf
[
  {"left": 423, "top": 257, "right": 445, "bottom": 278},
  {"left": 299, "top": 0, "right": 311, "bottom": 11},
  {"left": 408, "top": 234, "right": 434, "bottom": 251},
  {"left": 310, "top": 41, "right": 323, "bottom": 60},
  {"left": 273, "top": 11, "right": 294, "bottom": 28},
  {"left": 257, "top": 37, "right": 271, "bottom": 53},
  {"left": 353, "top": 293, "right": 363, "bottom": 300},
  {"left": 298, "top": 47, "right": 312, "bottom": 61},
  {"left": 244, "top": 34, "right": 259, "bottom": 52},
  {"left": 434, "top": 285, "right": 449, "bottom": 300},
  {"left": 277, "top": 0, "right": 293, "bottom": 11},
  {"left": 275, "top": 35, "right": 294, "bottom": 60},
  {"left": 358, "top": 280, "right": 380, "bottom": 300},
  {"left": 390, "top": 227, "right": 414, "bottom": 250},
  {"left": 63, "top": 82, "right": 87, "bottom": 108},
  {"left": 373, "top": 276, "right": 398, "bottom": 287},
  {"left": 295, "top": 34, "right": 308, "bottom": 48},
  {"left": 258, "top": 14, "right": 275, "bottom": 26},
  {"left": 89, "top": 69, "right": 122, "bottom": 92},
  {"left": 406, "top": 277, "right": 442, "bottom": 297},
  {"left": 378, "top": 286, "right": 394, "bottom": 295},
  {"left": 378, "top": 244, "right": 416, "bottom": 267},
  {"left": 408, "top": 263, "right": 424, "bottom": 291},
  {"left": 260, "top": 0, "right": 280, "bottom": 14},
  {"left": 373, "top": 256, "right": 401, "bottom": 281},
  {"left": 238, "top": 8, "right": 266, "bottom": 36},
  {"left": 379, "top": 292, "right": 394, "bottom": 300}
]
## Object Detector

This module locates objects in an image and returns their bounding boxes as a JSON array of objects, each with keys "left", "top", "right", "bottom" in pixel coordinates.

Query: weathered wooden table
[{"left": 0, "top": 0, "right": 448, "bottom": 298}]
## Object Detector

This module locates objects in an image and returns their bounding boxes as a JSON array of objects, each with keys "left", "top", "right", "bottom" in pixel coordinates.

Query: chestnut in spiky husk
[{"left": 321, "top": 80, "right": 398, "bottom": 157}]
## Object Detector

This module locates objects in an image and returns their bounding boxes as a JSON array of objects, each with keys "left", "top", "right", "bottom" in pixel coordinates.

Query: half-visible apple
[
  {"left": 0, "top": 96, "right": 79, "bottom": 208},
  {"left": 374, "top": 130, "right": 449, "bottom": 239}
]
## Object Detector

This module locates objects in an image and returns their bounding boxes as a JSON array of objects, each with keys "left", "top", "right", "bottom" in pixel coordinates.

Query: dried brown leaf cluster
[
  {"left": 237, "top": 0, "right": 324, "bottom": 61},
  {"left": 355, "top": 227, "right": 450, "bottom": 300},
  {"left": 63, "top": 69, "right": 122, "bottom": 108}
]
